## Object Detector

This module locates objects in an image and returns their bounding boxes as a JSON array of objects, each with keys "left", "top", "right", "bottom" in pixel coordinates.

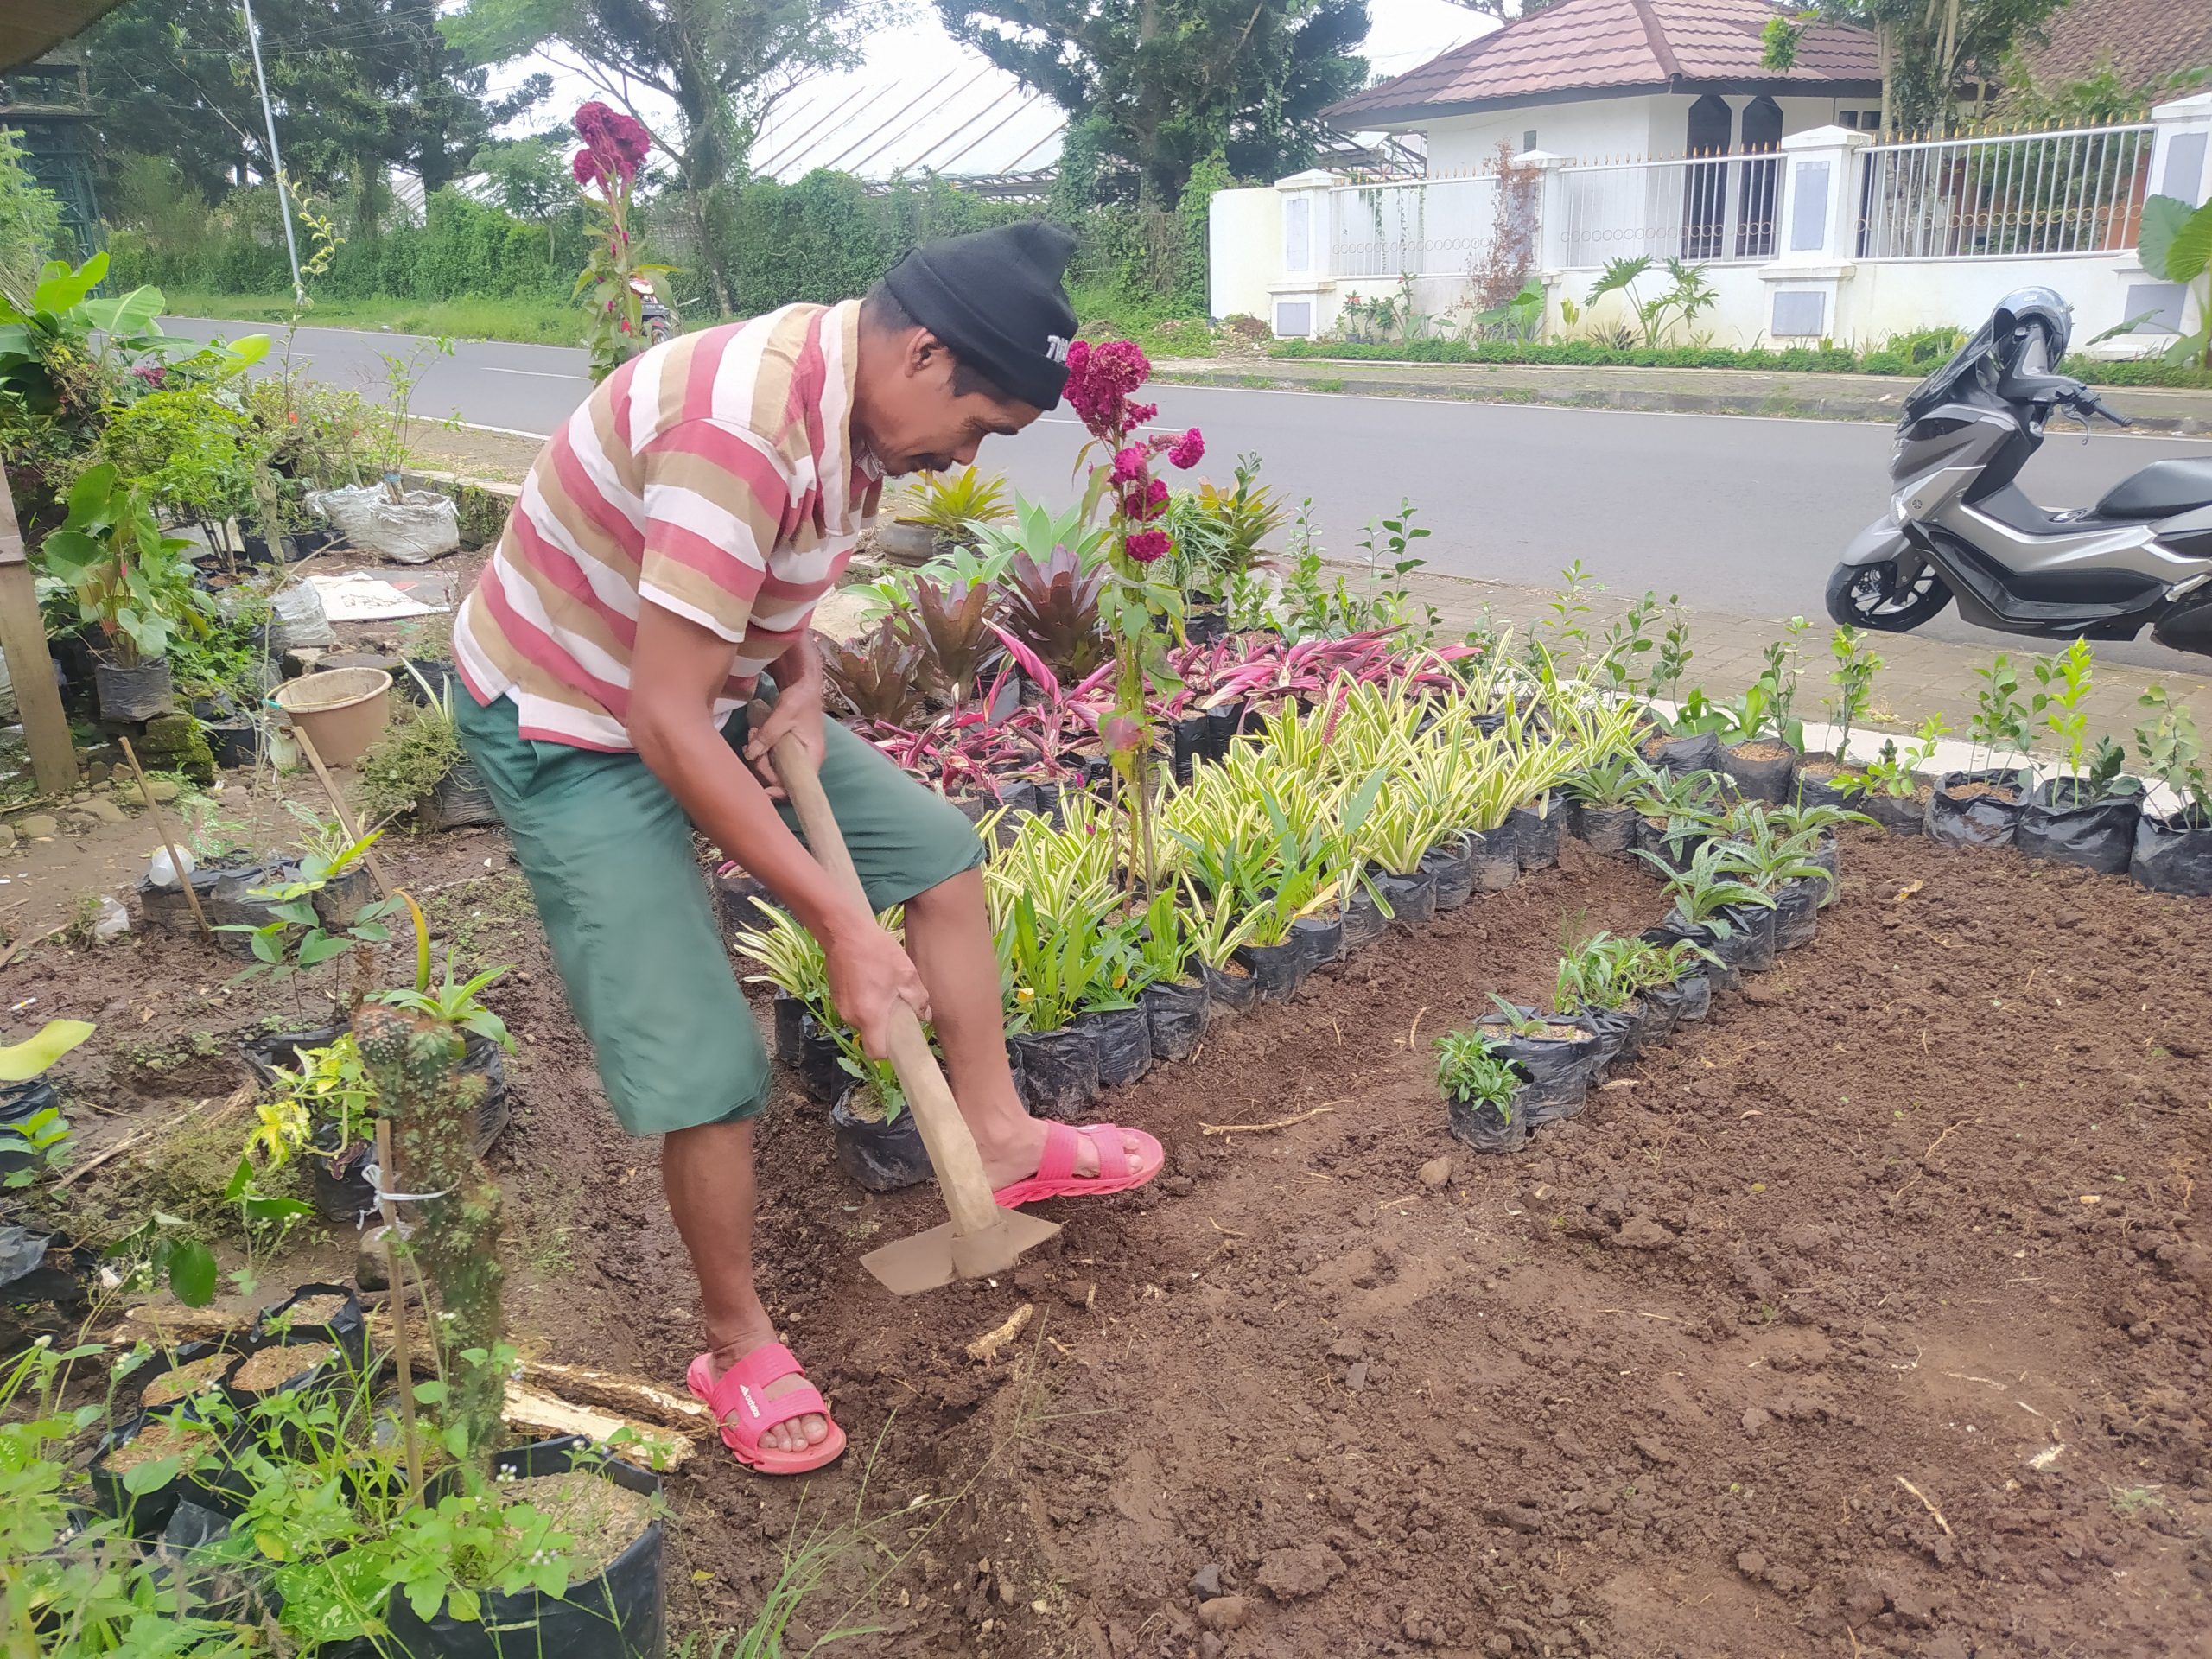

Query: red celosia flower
[
  {"left": 572, "top": 148, "right": 607, "bottom": 187},
  {"left": 1124, "top": 528, "right": 1171, "bottom": 563},
  {"left": 1065, "top": 339, "right": 1154, "bottom": 442},
  {"left": 1168, "top": 428, "right": 1205, "bottom": 469},
  {"left": 1109, "top": 445, "right": 1147, "bottom": 486}
]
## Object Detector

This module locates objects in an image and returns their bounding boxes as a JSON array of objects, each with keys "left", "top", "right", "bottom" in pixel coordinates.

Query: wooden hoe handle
[{"left": 759, "top": 714, "right": 1005, "bottom": 1245}]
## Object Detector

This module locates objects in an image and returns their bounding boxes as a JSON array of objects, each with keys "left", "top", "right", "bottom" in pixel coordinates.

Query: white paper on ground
[{"left": 305, "top": 569, "right": 455, "bottom": 623}]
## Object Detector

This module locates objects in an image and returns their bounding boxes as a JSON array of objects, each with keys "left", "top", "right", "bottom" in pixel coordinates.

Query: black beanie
[{"left": 881, "top": 222, "right": 1080, "bottom": 411}]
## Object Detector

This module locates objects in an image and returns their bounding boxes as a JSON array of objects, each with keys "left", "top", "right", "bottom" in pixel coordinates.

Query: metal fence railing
[
  {"left": 1556, "top": 151, "right": 1780, "bottom": 268},
  {"left": 1331, "top": 172, "right": 1499, "bottom": 278},
  {"left": 1856, "top": 123, "right": 2156, "bottom": 260}
]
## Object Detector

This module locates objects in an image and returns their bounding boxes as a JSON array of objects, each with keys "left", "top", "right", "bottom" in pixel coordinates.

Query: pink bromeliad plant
[
  {"left": 1064, "top": 338, "right": 1205, "bottom": 882},
  {"left": 570, "top": 102, "right": 669, "bottom": 381}
]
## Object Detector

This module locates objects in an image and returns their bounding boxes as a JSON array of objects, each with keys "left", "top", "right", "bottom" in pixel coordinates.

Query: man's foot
[
  {"left": 988, "top": 1121, "right": 1167, "bottom": 1210},
  {"left": 704, "top": 1325, "right": 830, "bottom": 1457},
  {"left": 976, "top": 1116, "right": 1151, "bottom": 1192}
]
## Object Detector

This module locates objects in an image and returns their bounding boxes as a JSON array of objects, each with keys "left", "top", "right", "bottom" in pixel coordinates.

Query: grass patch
[
  {"left": 1068, "top": 284, "right": 1217, "bottom": 359},
  {"left": 163, "top": 292, "right": 585, "bottom": 347}
]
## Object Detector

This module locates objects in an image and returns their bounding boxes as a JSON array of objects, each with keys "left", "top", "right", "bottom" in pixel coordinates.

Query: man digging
[{"left": 449, "top": 224, "right": 1164, "bottom": 1475}]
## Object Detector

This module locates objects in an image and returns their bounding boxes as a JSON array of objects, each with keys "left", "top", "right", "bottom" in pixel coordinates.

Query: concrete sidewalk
[
  {"left": 1157, "top": 354, "right": 2212, "bottom": 435},
  {"left": 1402, "top": 566, "right": 2212, "bottom": 749}
]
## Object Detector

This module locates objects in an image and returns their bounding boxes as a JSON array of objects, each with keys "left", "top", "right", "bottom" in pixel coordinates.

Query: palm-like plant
[
  {"left": 996, "top": 546, "right": 1109, "bottom": 680},
  {"left": 898, "top": 466, "right": 1011, "bottom": 534},
  {"left": 821, "top": 618, "right": 931, "bottom": 727},
  {"left": 908, "top": 575, "right": 1001, "bottom": 706}
]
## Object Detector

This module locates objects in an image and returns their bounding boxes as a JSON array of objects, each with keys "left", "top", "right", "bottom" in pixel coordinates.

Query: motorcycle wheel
[{"left": 1826, "top": 556, "right": 1950, "bottom": 631}]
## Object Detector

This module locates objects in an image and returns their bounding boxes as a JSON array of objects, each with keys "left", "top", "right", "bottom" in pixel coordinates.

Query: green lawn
[
  {"left": 166, "top": 285, "right": 1230, "bottom": 361},
  {"left": 162, "top": 292, "right": 584, "bottom": 347}
]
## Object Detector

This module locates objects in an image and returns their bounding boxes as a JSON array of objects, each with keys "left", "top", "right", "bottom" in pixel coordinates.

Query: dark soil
[
  {"left": 22, "top": 791, "right": 2212, "bottom": 1651},
  {"left": 605, "top": 830, "right": 2206, "bottom": 1656},
  {"left": 1944, "top": 781, "right": 2020, "bottom": 804},
  {"left": 1730, "top": 738, "right": 1793, "bottom": 760}
]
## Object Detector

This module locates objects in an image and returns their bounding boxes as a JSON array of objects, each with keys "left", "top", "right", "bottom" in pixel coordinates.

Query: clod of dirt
[
  {"left": 1612, "top": 1216, "right": 1676, "bottom": 1250},
  {"left": 1417, "top": 1155, "right": 1453, "bottom": 1190},
  {"left": 1256, "top": 1544, "right": 1344, "bottom": 1601},
  {"left": 1740, "top": 1406, "right": 1773, "bottom": 1434},
  {"left": 1631, "top": 1435, "right": 1674, "bottom": 1465},
  {"left": 1736, "top": 1548, "right": 1767, "bottom": 1580},
  {"left": 1190, "top": 1563, "right": 1223, "bottom": 1599},
  {"left": 1196, "top": 1596, "right": 1249, "bottom": 1632}
]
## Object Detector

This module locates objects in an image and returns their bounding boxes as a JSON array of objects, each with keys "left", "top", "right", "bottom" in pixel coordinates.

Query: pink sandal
[
  {"left": 685, "top": 1341, "right": 847, "bottom": 1475},
  {"left": 992, "top": 1120, "right": 1165, "bottom": 1209}
]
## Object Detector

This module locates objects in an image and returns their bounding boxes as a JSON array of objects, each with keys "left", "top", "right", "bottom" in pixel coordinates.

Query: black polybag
[
  {"left": 831, "top": 1090, "right": 934, "bottom": 1192},
  {"left": 2130, "top": 809, "right": 2212, "bottom": 896},
  {"left": 1008, "top": 1025, "right": 1102, "bottom": 1119},
  {"left": 1510, "top": 802, "right": 1560, "bottom": 870},
  {"left": 381, "top": 1439, "right": 664, "bottom": 1659},
  {"left": 1421, "top": 839, "right": 1477, "bottom": 910},
  {"left": 1463, "top": 827, "right": 1519, "bottom": 893},
  {"left": 1474, "top": 1004, "right": 1598, "bottom": 1128},
  {"left": 1140, "top": 979, "right": 1208, "bottom": 1062},
  {"left": 1446, "top": 1090, "right": 1530, "bottom": 1154},
  {"left": 2016, "top": 779, "right": 2141, "bottom": 874},
  {"left": 1927, "top": 769, "right": 2030, "bottom": 848},
  {"left": 1075, "top": 1005, "right": 1153, "bottom": 1088}
]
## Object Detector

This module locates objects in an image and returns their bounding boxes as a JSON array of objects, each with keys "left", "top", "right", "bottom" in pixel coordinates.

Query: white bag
[
  {"left": 267, "top": 580, "right": 336, "bottom": 651},
  {"left": 308, "top": 484, "right": 461, "bottom": 564}
]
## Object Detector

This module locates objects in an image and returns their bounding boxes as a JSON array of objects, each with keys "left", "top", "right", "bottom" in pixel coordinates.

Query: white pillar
[
  {"left": 1516, "top": 150, "right": 1569, "bottom": 327},
  {"left": 2116, "top": 92, "right": 2212, "bottom": 353},
  {"left": 1268, "top": 168, "right": 1336, "bottom": 340},
  {"left": 1760, "top": 124, "right": 1870, "bottom": 345}
]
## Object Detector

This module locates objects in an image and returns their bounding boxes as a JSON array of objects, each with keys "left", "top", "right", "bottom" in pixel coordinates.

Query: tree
[
  {"left": 1762, "top": 0, "right": 2067, "bottom": 134},
  {"left": 937, "top": 0, "right": 1370, "bottom": 206},
  {"left": 85, "top": 0, "right": 546, "bottom": 225},
  {"left": 444, "top": 0, "right": 889, "bottom": 313}
]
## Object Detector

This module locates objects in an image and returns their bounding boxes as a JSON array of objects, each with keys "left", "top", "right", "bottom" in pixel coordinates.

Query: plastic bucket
[{"left": 270, "top": 668, "right": 392, "bottom": 767}]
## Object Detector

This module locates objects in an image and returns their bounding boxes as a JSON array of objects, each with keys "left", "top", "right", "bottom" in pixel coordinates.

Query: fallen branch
[
  {"left": 503, "top": 1381, "right": 691, "bottom": 1468},
  {"left": 1895, "top": 1474, "right": 1954, "bottom": 1536},
  {"left": 965, "top": 1303, "right": 1033, "bottom": 1364},
  {"left": 57, "top": 1084, "right": 257, "bottom": 1188},
  {"left": 1200, "top": 1104, "right": 1338, "bottom": 1137}
]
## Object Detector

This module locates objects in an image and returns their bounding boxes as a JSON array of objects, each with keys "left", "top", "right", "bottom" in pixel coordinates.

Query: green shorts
[{"left": 454, "top": 690, "right": 983, "bottom": 1136}]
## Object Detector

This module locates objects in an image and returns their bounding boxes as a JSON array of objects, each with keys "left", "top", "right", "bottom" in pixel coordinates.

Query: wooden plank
[
  {"left": 0, "top": 460, "right": 79, "bottom": 798},
  {"left": 502, "top": 1382, "right": 693, "bottom": 1469}
]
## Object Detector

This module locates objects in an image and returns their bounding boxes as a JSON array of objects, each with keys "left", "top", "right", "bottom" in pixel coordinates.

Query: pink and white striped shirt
[{"left": 453, "top": 302, "right": 882, "bottom": 751}]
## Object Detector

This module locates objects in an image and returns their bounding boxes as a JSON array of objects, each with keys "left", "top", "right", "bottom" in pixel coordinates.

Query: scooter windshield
[{"left": 1903, "top": 315, "right": 2003, "bottom": 421}]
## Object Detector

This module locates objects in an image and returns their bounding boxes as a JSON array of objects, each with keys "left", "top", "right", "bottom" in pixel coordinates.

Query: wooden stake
[
  {"left": 0, "top": 460, "right": 78, "bottom": 798},
  {"left": 290, "top": 725, "right": 395, "bottom": 897},
  {"left": 375, "top": 1117, "right": 425, "bottom": 1503},
  {"left": 118, "top": 735, "right": 213, "bottom": 938}
]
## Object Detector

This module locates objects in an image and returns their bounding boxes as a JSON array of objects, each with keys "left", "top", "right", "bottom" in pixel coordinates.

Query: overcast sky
[{"left": 488, "top": 0, "right": 1489, "bottom": 180}]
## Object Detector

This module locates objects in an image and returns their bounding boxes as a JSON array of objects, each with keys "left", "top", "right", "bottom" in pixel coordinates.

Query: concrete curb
[{"left": 1154, "top": 362, "right": 2212, "bottom": 435}]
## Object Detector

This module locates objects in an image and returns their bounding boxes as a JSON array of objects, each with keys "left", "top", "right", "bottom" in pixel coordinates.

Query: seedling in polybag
[{"left": 1434, "top": 1029, "right": 1520, "bottom": 1111}]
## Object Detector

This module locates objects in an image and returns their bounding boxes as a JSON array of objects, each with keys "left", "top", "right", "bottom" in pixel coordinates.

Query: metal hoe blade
[{"left": 861, "top": 1209, "right": 1063, "bottom": 1296}]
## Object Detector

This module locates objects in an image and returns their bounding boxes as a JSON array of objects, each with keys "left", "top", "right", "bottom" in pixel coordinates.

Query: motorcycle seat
[{"left": 2094, "top": 459, "right": 2212, "bottom": 521}]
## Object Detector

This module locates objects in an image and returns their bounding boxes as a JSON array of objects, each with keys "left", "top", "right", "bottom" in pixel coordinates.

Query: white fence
[
  {"left": 1332, "top": 173, "right": 1499, "bottom": 278},
  {"left": 1211, "top": 97, "right": 2212, "bottom": 351},
  {"left": 1856, "top": 124, "right": 2156, "bottom": 260},
  {"left": 1557, "top": 151, "right": 1782, "bottom": 267}
]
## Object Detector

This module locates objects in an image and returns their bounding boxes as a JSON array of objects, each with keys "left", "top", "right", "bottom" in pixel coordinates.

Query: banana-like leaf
[
  {"left": 2139, "top": 194, "right": 2212, "bottom": 283},
  {"left": 0, "top": 1019, "right": 96, "bottom": 1082}
]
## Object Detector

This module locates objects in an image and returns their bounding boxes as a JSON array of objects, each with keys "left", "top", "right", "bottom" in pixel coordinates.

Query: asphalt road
[{"left": 170, "top": 318, "right": 2212, "bottom": 671}]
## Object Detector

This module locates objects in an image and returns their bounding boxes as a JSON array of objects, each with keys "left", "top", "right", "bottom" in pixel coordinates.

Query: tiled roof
[
  {"left": 1328, "top": 0, "right": 1880, "bottom": 126},
  {"left": 2017, "top": 0, "right": 2212, "bottom": 94}
]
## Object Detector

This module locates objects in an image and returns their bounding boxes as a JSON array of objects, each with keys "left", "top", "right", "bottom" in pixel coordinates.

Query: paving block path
[{"left": 1397, "top": 567, "right": 2212, "bottom": 753}]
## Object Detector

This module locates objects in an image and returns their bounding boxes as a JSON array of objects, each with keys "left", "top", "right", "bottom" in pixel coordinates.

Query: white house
[
  {"left": 1325, "top": 0, "right": 1883, "bottom": 175},
  {"left": 1209, "top": 0, "right": 2210, "bottom": 353}
]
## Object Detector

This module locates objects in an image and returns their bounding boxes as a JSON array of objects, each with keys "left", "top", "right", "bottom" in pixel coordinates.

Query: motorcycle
[
  {"left": 630, "top": 276, "right": 675, "bottom": 346},
  {"left": 1827, "top": 287, "right": 2212, "bottom": 659}
]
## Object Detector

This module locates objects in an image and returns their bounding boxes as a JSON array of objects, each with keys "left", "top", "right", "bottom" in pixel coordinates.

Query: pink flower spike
[
  {"left": 1168, "top": 428, "right": 1205, "bottom": 468},
  {"left": 1109, "top": 445, "right": 1147, "bottom": 486}
]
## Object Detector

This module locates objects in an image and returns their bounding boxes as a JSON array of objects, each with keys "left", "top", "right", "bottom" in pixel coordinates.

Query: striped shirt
[{"left": 453, "top": 302, "right": 882, "bottom": 751}]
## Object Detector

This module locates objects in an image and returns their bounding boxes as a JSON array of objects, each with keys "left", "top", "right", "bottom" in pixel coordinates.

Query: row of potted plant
[
  {"left": 1435, "top": 792, "right": 1858, "bottom": 1151},
  {"left": 736, "top": 663, "right": 1644, "bottom": 1183}
]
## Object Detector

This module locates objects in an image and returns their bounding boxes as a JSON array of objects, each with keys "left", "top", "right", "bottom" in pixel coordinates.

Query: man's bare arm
[{"left": 627, "top": 601, "right": 928, "bottom": 1051}]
